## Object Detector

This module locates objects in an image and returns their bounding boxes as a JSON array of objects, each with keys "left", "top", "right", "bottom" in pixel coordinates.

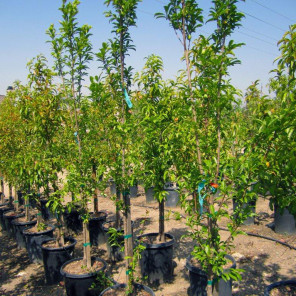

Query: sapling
[
  {"left": 47, "top": 0, "right": 94, "bottom": 264},
  {"left": 158, "top": 1, "right": 255, "bottom": 295}
]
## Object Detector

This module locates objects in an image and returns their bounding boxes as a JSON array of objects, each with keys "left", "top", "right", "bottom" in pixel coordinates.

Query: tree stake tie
[
  {"left": 197, "top": 180, "right": 207, "bottom": 215},
  {"left": 74, "top": 131, "right": 79, "bottom": 144},
  {"left": 124, "top": 234, "right": 132, "bottom": 239},
  {"left": 83, "top": 242, "right": 91, "bottom": 247},
  {"left": 120, "top": 83, "right": 132, "bottom": 109}
]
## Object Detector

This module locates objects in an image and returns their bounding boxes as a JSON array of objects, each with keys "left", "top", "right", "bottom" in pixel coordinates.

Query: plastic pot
[
  {"left": 164, "top": 183, "right": 179, "bottom": 207},
  {"left": 264, "top": 280, "right": 296, "bottom": 295},
  {"left": 89, "top": 211, "right": 108, "bottom": 246},
  {"left": 3, "top": 210, "right": 25, "bottom": 237},
  {"left": 145, "top": 187, "right": 155, "bottom": 203},
  {"left": 130, "top": 184, "right": 138, "bottom": 198},
  {"left": 137, "top": 232, "right": 175, "bottom": 287},
  {"left": 60, "top": 257, "right": 107, "bottom": 296},
  {"left": 11, "top": 218, "right": 37, "bottom": 249},
  {"left": 0, "top": 205, "right": 13, "bottom": 230},
  {"left": 41, "top": 199, "right": 54, "bottom": 221},
  {"left": 100, "top": 283, "right": 155, "bottom": 296},
  {"left": 186, "top": 254, "right": 236, "bottom": 296},
  {"left": 23, "top": 224, "right": 55, "bottom": 264},
  {"left": 64, "top": 207, "right": 82, "bottom": 233},
  {"left": 233, "top": 198, "right": 256, "bottom": 226},
  {"left": 109, "top": 179, "right": 116, "bottom": 196},
  {"left": 41, "top": 237, "right": 77, "bottom": 285},
  {"left": 103, "top": 220, "right": 134, "bottom": 262},
  {"left": 274, "top": 206, "right": 296, "bottom": 234}
]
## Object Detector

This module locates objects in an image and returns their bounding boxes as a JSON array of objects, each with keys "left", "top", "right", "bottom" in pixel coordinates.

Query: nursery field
[{"left": 0, "top": 189, "right": 295, "bottom": 296}]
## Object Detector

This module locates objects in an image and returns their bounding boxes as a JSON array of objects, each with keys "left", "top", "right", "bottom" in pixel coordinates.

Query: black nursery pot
[
  {"left": 264, "top": 280, "right": 296, "bottom": 295},
  {"left": 41, "top": 237, "right": 77, "bottom": 285},
  {"left": 274, "top": 206, "right": 296, "bottom": 234},
  {"left": 164, "top": 183, "right": 179, "bottom": 207},
  {"left": 41, "top": 199, "right": 54, "bottom": 221},
  {"left": 145, "top": 187, "right": 155, "bottom": 203},
  {"left": 23, "top": 224, "right": 55, "bottom": 264},
  {"left": 103, "top": 220, "right": 129, "bottom": 262},
  {"left": 137, "top": 232, "right": 175, "bottom": 287},
  {"left": 64, "top": 207, "right": 82, "bottom": 233},
  {"left": 99, "top": 283, "right": 155, "bottom": 296},
  {"left": 0, "top": 205, "right": 13, "bottom": 230},
  {"left": 89, "top": 211, "right": 108, "bottom": 246},
  {"left": 186, "top": 254, "right": 236, "bottom": 296},
  {"left": 11, "top": 218, "right": 37, "bottom": 249},
  {"left": 60, "top": 257, "right": 107, "bottom": 296},
  {"left": 233, "top": 198, "right": 256, "bottom": 226},
  {"left": 130, "top": 184, "right": 138, "bottom": 198},
  {"left": 3, "top": 210, "right": 25, "bottom": 237}
]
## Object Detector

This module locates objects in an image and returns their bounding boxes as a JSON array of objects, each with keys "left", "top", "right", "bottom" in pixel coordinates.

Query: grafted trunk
[{"left": 14, "top": 187, "right": 19, "bottom": 212}]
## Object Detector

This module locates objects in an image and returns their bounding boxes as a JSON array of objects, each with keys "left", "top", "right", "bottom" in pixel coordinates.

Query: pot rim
[
  {"left": 3, "top": 210, "right": 25, "bottom": 218},
  {"left": 137, "top": 232, "right": 175, "bottom": 249},
  {"left": 60, "top": 256, "right": 107, "bottom": 279},
  {"left": 41, "top": 236, "right": 77, "bottom": 251},
  {"left": 186, "top": 254, "right": 236, "bottom": 276},
  {"left": 99, "top": 283, "right": 154, "bottom": 296},
  {"left": 264, "top": 280, "right": 296, "bottom": 295},
  {"left": 11, "top": 219, "right": 37, "bottom": 226},
  {"left": 23, "top": 224, "right": 55, "bottom": 236}
]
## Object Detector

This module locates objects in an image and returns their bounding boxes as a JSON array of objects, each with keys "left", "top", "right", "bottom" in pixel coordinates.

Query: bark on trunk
[
  {"left": 158, "top": 199, "right": 165, "bottom": 242},
  {"left": 14, "top": 187, "right": 19, "bottom": 212},
  {"left": 83, "top": 221, "right": 91, "bottom": 268}
]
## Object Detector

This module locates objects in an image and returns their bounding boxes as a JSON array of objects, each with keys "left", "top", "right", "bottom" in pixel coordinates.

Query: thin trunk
[
  {"left": 115, "top": 186, "right": 121, "bottom": 229},
  {"left": 83, "top": 221, "right": 91, "bottom": 268},
  {"left": 1, "top": 179, "right": 4, "bottom": 204},
  {"left": 14, "top": 187, "right": 19, "bottom": 212},
  {"left": 57, "top": 214, "right": 66, "bottom": 247},
  {"left": 158, "top": 199, "right": 165, "bottom": 242},
  {"left": 9, "top": 184, "right": 13, "bottom": 206},
  {"left": 193, "top": 191, "right": 197, "bottom": 213},
  {"left": 25, "top": 197, "right": 30, "bottom": 221},
  {"left": 92, "top": 163, "right": 99, "bottom": 214},
  {"left": 123, "top": 192, "right": 133, "bottom": 287},
  {"left": 37, "top": 211, "right": 42, "bottom": 226},
  {"left": 206, "top": 271, "right": 214, "bottom": 296},
  {"left": 181, "top": 0, "right": 203, "bottom": 175}
]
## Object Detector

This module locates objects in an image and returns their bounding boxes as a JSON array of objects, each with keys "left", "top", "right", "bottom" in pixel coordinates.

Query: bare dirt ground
[{"left": 0, "top": 187, "right": 296, "bottom": 296}]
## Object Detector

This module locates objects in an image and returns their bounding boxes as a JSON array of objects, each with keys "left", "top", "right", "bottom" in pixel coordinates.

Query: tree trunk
[
  {"left": 0, "top": 178, "right": 4, "bottom": 203},
  {"left": 115, "top": 185, "right": 121, "bottom": 229},
  {"left": 92, "top": 163, "right": 99, "bottom": 214},
  {"left": 14, "top": 187, "right": 19, "bottom": 212},
  {"left": 83, "top": 221, "right": 91, "bottom": 268},
  {"left": 25, "top": 196, "right": 30, "bottom": 221},
  {"left": 9, "top": 184, "right": 13, "bottom": 206},
  {"left": 123, "top": 191, "right": 133, "bottom": 289},
  {"left": 159, "top": 199, "right": 165, "bottom": 242}
]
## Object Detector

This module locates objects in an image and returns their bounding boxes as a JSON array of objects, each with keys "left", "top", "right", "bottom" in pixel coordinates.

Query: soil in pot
[
  {"left": 0, "top": 205, "right": 13, "bottom": 230},
  {"left": 137, "top": 232, "right": 175, "bottom": 287},
  {"left": 41, "top": 237, "right": 77, "bottom": 285},
  {"left": 274, "top": 206, "right": 296, "bottom": 234},
  {"left": 89, "top": 211, "right": 107, "bottom": 246},
  {"left": 265, "top": 280, "right": 296, "bottom": 296},
  {"left": 186, "top": 254, "right": 236, "bottom": 296},
  {"left": 23, "top": 224, "right": 55, "bottom": 264},
  {"left": 100, "top": 283, "right": 154, "bottom": 296},
  {"left": 3, "top": 210, "right": 25, "bottom": 237},
  {"left": 60, "top": 257, "right": 107, "bottom": 296},
  {"left": 11, "top": 216, "right": 37, "bottom": 249}
]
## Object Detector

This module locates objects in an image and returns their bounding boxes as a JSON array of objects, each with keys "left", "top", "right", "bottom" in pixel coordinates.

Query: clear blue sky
[{"left": 0, "top": 0, "right": 295, "bottom": 96}]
